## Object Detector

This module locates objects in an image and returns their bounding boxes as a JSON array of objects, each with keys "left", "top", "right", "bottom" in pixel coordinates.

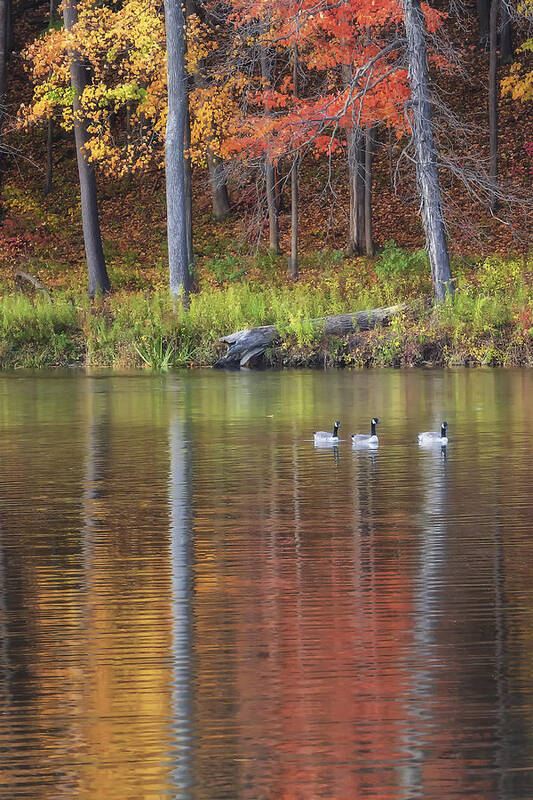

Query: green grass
[{"left": 0, "top": 251, "right": 531, "bottom": 369}]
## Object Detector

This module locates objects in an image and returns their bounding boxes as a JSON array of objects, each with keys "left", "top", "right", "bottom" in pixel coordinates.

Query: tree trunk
[
  {"left": 44, "top": 119, "right": 53, "bottom": 195},
  {"left": 265, "top": 159, "right": 280, "bottom": 253},
  {"left": 62, "top": 0, "right": 110, "bottom": 296},
  {"left": 164, "top": 0, "right": 191, "bottom": 302},
  {"left": 402, "top": 0, "right": 453, "bottom": 302},
  {"left": 489, "top": 0, "right": 499, "bottom": 212},
  {"left": 44, "top": 0, "right": 57, "bottom": 196},
  {"left": 500, "top": 0, "right": 513, "bottom": 64},
  {"left": 346, "top": 127, "right": 365, "bottom": 255},
  {"left": 4, "top": 0, "right": 10, "bottom": 55},
  {"left": 206, "top": 150, "right": 230, "bottom": 221},
  {"left": 215, "top": 304, "right": 407, "bottom": 368},
  {"left": 184, "top": 101, "right": 194, "bottom": 269},
  {"left": 289, "top": 44, "right": 299, "bottom": 279},
  {"left": 185, "top": 0, "right": 230, "bottom": 222},
  {"left": 364, "top": 125, "right": 374, "bottom": 257},
  {"left": 260, "top": 45, "right": 280, "bottom": 254},
  {"left": 0, "top": 0, "right": 7, "bottom": 141},
  {"left": 289, "top": 155, "right": 299, "bottom": 279},
  {"left": 477, "top": 0, "right": 490, "bottom": 48}
]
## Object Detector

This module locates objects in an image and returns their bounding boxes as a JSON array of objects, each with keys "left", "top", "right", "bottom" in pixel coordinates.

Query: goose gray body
[
  {"left": 418, "top": 422, "right": 448, "bottom": 445},
  {"left": 313, "top": 421, "right": 340, "bottom": 444},
  {"left": 351, "top": 418, "right": 380, "bottom": 448}
]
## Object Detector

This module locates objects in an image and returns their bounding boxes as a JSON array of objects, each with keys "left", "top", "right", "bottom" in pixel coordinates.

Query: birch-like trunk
[
  {"left": 164, "top": 0, "right": 191, "bottom": 301},
  {"left": 402, "top": 0, "right": 453, "bottom": 302},
  {"left": 63, "top": 0, "right": 110, "bottom": 296},
  {"left": 489, "top": 0, "right": 499, "bottom": 211}
]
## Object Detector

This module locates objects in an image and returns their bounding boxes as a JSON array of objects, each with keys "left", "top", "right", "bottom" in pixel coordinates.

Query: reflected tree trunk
[{"left": 169, "top": 407, "right": 194, "bottom": 794}]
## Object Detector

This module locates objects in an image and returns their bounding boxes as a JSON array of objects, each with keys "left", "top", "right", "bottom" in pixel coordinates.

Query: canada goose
[
  {"left": 351, "top": 418, "right": 380, "bottom": 447},
  {"left": 313, "top": 421, "right": 340, "bottom": 444},
  {"left": 418, "top": 421, "right": 448, "bottom": 445}
]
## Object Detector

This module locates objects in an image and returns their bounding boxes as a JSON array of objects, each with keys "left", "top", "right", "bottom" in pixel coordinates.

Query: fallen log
[{"left": 215, "top": 303, "right": 407, "bottom": 368}]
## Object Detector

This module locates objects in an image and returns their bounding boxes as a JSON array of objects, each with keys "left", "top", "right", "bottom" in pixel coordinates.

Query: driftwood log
[{"left": 215, "top": 303, "right": 407, "bottom": 368}]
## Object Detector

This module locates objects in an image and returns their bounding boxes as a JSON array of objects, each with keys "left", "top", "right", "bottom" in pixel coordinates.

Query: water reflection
[
  {"left": 168, "top": 394, "right": 194, "bottom": 794},
  {"left": 1, "top": 370, "right": 533, "bottom": 798}
]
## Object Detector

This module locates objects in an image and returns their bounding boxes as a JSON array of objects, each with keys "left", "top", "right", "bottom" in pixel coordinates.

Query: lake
[{"left": 1, "top": 368, "right": 533, "bottom": 799}]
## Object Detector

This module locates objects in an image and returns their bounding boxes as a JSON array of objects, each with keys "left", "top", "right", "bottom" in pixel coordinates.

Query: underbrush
[{"left": 0, "top": 250, "right": 531, "bottom": 369}]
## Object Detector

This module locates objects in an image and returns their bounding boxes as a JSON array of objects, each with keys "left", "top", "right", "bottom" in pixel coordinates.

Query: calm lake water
[{"left": 2, "top": 368, "right": 533, "bottom": 799}]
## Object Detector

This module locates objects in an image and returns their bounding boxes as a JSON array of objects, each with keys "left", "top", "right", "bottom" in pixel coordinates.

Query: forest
[{"left": 0, "top": 0, "right": 532, "bottom": 369}]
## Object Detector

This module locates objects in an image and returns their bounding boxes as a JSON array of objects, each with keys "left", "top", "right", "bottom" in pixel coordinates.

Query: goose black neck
[
  {"left": 371, "top": 420, "right": 376, "bottom": 437},
  {"left": 333, "top": 423, "right": 339, "bottom": 437},
  {"left": 440, "top": 424, "right": 447, "bottom": 438}
]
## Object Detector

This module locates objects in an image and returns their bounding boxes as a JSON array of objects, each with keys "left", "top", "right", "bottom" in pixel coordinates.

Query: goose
[
  {"left": 418, "top": 421, "right": 448, "bottom": 446},
  {"left": 351, "top": 418, "right": 380, "bottom": 448},
  {"left": 313, "top": 421, "right": 340, "bottom": 444}
]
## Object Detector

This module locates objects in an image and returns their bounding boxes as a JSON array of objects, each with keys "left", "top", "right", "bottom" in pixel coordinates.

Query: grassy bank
[{"left": 1, "top": 248, "right": 532, "bottom": 370}]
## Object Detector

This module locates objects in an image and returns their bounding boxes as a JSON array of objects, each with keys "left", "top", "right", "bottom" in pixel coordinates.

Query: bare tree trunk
[
  {"left": 260, "top": 46, "right": 280, "bottom": 254},
  {"left": 44, "top": 120, "right": 53, "bottom": 195},
  {"left": 289, "top": 45, "right": 299, "bottom": 280},
  {"left": 265, "top": 159, "right": 280, "bottom": 253},
  {"left": 185, "top": 0, "right": 230, "bottom": 222},
  {"left": 44, "top": 0, "right": 58, "bottom": 196},
  {"left": 356, "top": 133, "right": 365, "bottom": 251},
  {"left": 0, "top": 0, "right": 7, "bottom": 135},
  {"left": 500, "top": 0, "right": 513, "bottom": 64},
  {"left": 289, "top": 156, "right": 299, "bottom": 279},
  {"left": 477, "top": 0, "right": 490, "bottom": 48},
  {"left": 346, "top": 127, "right": 365, "bottom": 255},
  {"left": 164, "top": 0, "right": 191, "bottom": 302},
  {"left": 402, "top": 0, "right": 453, "bottom": 302},
  {"left": 4, "top": 0, "right": 10, "bottom": 54},
  {"left": 489, "top": 0, "right": 499, "bottom": 212},
  {"left": 364, "top": 125, "right": 374, "bottom": 257},
  {"left": 184, "top": 101, "right": 194, "bottom": 269},
  {"left": 62, "top": 0, "right": 110, "bottom": 296},
  {"left": 206, "top": 151, "right": 230, "bottom": 221}
]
